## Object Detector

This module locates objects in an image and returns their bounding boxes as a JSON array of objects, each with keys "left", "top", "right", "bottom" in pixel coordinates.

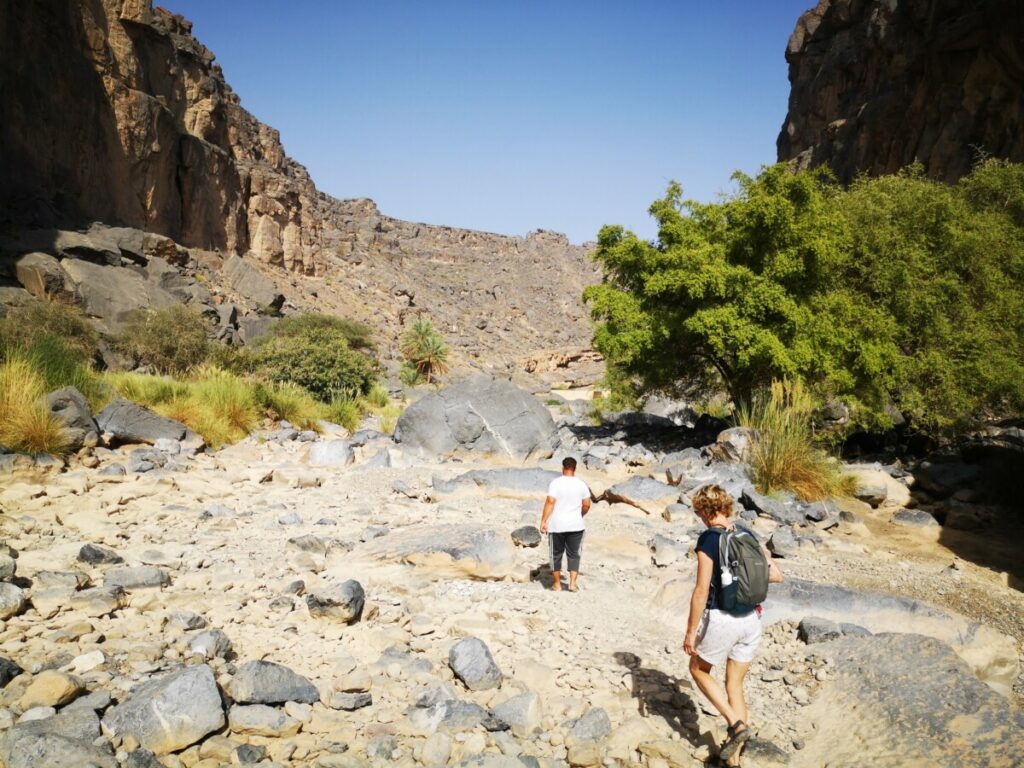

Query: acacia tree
[
  {"left": 400, "top": 318, "right": 450, "bottom": 384},
  {"left": 584, "top": 161, "right": 1024, "bottom": 434}
]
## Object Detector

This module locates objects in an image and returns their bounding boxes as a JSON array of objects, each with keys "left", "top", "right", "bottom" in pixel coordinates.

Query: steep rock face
[
  {"left": 0, "top": 1, "right": 602, "bottom": 379},
  {"left": 778, "top": 0, "right": 1024, "bottom": 183}
]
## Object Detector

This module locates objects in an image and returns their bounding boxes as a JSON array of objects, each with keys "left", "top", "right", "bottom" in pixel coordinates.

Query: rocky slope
[
  {"left": 0, "top": 1, "right": 600, "bottom": 381},
  {"left": 778, "top": 0, "right": 1024, "bottom": 182}
]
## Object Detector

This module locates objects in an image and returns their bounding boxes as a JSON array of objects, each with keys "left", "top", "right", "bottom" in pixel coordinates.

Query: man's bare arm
[
  {"left": 540, "top": 497, "right": 555, "bottom": 533},
  {"left": 581, "top": 498, "right": 592, "bottom": 517}
]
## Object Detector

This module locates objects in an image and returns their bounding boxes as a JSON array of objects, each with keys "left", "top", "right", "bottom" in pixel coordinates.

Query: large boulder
[
  {"left": 222, "top": 254, "right": 284, "bottom": 310},
  {"left": 394, "top": 376, "right": 559, "bottom": 461},
  {"left": 1, "top": 706, "right": 116, "bottom": 768},
  {"left": 228, "top": 660, "right": 319, "bottom": 704},
  {"left": 14, "top": 252, "right": 74, "bottom": 300},
  {"left": 59, "top": 258, "right": 179, "bottom": 335},
  {"left": 801, "top": 634, "right": 1024, "bottom": 767},
  {"left": 45, "top": 387, "right": 98, "bottom": 450},
  {"left": 360, "top": 524, "right": 517, "bottom": 580},
  {"left": 448, "top": 637, "right": 503, "bottom": 691},
  {"left": 101, "top": 665, "right": 225, "bottom": 755},
  {"left": 708, "top": 427, "right": 757, "bottom": 463},
  {"left": 433, "top": 468, "right": 560, "bottom": 496},
  {"left": 95, "top": 398, "right": 189, "bottom": 445}
]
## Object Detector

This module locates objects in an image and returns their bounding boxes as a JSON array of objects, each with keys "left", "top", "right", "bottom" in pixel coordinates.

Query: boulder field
[{"left": 0, "top": 380, "right": 1022, "bottom": 767}]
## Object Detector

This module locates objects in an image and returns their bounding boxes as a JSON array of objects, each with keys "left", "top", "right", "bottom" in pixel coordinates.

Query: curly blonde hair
[{"left": 692, "top": 484, "right": 734, "bottom": 519}]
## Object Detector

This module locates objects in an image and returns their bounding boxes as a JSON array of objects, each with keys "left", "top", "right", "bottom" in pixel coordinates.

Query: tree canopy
[{"left": 584, "top": 161, "right": 1024, "bottom": 435}]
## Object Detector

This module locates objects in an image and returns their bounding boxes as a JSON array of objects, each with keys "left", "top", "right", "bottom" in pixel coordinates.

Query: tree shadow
[{"left": 613, "top": 651, "right": 720, "bottom": 761}]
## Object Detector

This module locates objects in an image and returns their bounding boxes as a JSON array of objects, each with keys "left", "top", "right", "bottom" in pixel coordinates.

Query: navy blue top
[{"left": 695, "top": 528, "right": 723, "bottom": 610}]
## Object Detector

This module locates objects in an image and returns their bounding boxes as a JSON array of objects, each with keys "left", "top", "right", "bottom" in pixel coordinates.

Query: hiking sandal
[{"left": 719, "top": 720, "right": 752, "bottom": 761}]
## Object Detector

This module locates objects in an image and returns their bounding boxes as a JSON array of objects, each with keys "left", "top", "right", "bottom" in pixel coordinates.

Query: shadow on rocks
[{"left": 614, "top": 651, "right": 720, "bottom": 762}]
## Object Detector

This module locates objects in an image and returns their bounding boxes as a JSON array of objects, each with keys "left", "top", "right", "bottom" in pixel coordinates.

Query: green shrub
[
  {"left": 399, "top": 361, "right": 423, "bottom": 387},
  {"left": 399, "top": 318, "right": 449, "bottom": 384},
  {"left": 0, "top": 298, "right": 98, "bottom": 362},
  {"left": 269, "top": 313, "right": 375, "bottom": 351},
  {"left": 116, "top": 305, "right": 211, "bottom": 375},
  {"left": 376, "top": 403, "right": 403, "bottom": 435},
  {"left": 365, "top": 383, "right": 390, "bottom": 409},
  {"left": 250, "top": 325, "right": 376, "bottom": 402},
  {"left": 0, "top": 352, "right": 71, "bottom": 455},
  {"left": 103, "top": 371, "right": 189, "bottom": 406},
  {"left": 738, "top": 379, "right": 853, "bottom": 501}
]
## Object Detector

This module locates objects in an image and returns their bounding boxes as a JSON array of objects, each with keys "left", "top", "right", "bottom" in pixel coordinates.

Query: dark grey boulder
[
  {"left": 96, "top": 399, "right": 188, "bottom": 445},
  {"left": 330, "top": 691, "right": 372, "bottom": 710},
  {"left": 126, "top": 748, "right": 163, "bottom": 768},
  {"left": 893, "top": 509, "right": 939, "bottom": 528},
  {"left": 45, "top": 387, "right": 98, "bottom": 450},
  {"left": 805, "top": 634, "right": 1024, "bottom": 766},
  {"left": 234, "top": 744, "right": 267, "bottom": 764},
  {"left": 103, "top": 565, "right": 169, "bottom": 590},
  {"left": 0, "top": 656, "right": 23, "bottom": 687},
  {"left": 78, "top": 543, "right": 123, "bottom": 565},
  {"left": 0, "top": 706, "right": 115, "bottom": 768},
  {"left": 228, "top": 660, "right": 319, "bottom": 704},
  {"left": 101, "top": 665, "right": 224, "bottom": 755},
  {"left": 915, "top": 461, "right": 979, "bottom": 499},
  {"left": 568, "top": 707, "right": 612, "bottom": 741},
  {"left": 740, "top": 488, "right": 805, "bottom": 525},
  {"left": 395, "top": 376, "right": 559, "bottom": 461},
  {"left": 14, "top": 251, "right": 73, "bottom": 299},
  {"left": 511, "top": 526, "right": 542, "bottom": 548},
  {"left": 803, "top": 500, "right": 839, "bottom": 523},
  {"left": 187, "top": 629, "right": 232, "bottom": 660},
  {"left": 407, "top": 698, "right": 489, "bottom": 733},
  {"left": 306, "top": 580, "right": 365, "bottom": 623},
  {"left": 741, "top": 737, "right": 789, "bottom": 766},
  {"left": 167, "top": 611, "right": 206, "bottom": 630},
  {"left": 767, "top": 526, "right": 800, "bottom": 558},
  {"left": 128, "top": 447, "right": 167, "bottom": 473},
  {"left": 797, "top": 617, "right": 843, "bottom": 644},
  {"left": 449, "top": 637, "right": 503, "bottom": 691},
  {"left": 222, "top": 254, "right": 284, "bottom": 309}
]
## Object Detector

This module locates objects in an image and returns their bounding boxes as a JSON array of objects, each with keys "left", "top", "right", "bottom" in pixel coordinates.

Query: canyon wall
[{"left": 778, "top": 0, "right": 1024, "bottom": 183}]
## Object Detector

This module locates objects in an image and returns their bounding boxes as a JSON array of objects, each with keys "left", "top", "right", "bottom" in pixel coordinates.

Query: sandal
[{"left": 719, "top": 720, "right": 751, "bottom": 761}]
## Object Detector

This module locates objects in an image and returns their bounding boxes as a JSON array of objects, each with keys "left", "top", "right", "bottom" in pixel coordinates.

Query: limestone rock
[
  {"left": 361, "top": 524, "right": 517, "bottom": 580},
  {"left": 103, "top": 565, "right": 170, "bottom": 590},
  {"left": 1, "top": 707, "right": 115, "bottom": 768},
  {"left": 394, "top": 376, "right": 559, "bottom": 460},
  {"left": 19, "top": 670, "right": 85, "bottom": 709},
  {"left": 307, "top": 439, "right": 355, "bottom": 466},
  {"left": 601, "top": 477, "right": 677, "bottom": 515},
  {"left": 0, "top": 583, "right": 26, "bottom": 620},
  {"left": 227, "top": 704, "right": 300, "bottom": 737},
  {"left": 101, "top": 665, "right": 225, "bottom": 755}
]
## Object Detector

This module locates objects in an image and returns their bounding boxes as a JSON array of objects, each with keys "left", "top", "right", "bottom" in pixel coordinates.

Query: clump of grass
[
  {"left": 365, "top": 383, "right": 390, "bottom": 409},
  {"left": 103, "top": 371, "right": 189, "bottom": 407},
  {"left": 0, "top": 353, "right": 71, "bottom": 455},
  {"left": 16, "top": 335, "right": 108, "bottom": 409},
  {"left": 324, "top": 394, "right": 364, "bottom": 432},
  {"left": 737, "top": 379, "right": 854, "bottom": 501},
  {"left": 254, "top": 381, "right": 322, "bottom": 431},
  {"left": 187, "top": 367, "right": 259, "bottom": 442},
  {"left": 376, "top": 403, "right": 404, "bottom": 435}
]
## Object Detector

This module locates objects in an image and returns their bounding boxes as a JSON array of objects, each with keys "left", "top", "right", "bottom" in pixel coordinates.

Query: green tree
[
  {"left": 585, "top": 161, "right": 1024, "bottom": 435},
  {"left": 400, "top": 318, "right": 450, "bottom": 384}
]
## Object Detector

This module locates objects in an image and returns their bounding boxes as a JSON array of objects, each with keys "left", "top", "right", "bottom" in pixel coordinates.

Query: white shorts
[{"left": 695, "top": 608, "right": 762, "bottom": 667}]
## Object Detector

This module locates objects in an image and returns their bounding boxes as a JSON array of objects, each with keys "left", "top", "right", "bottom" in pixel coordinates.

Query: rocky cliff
[
  {"left": 778, "top": 0, "right": 1024, "bottom": 183},
  {"left": 0, "top": 0, "right": 600, "bottom": 383}
]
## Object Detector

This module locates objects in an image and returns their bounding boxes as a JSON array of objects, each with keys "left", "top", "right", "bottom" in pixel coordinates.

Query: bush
[
  {"left": 399, "top": 318, "right": 449, "bottom": 384},
  {"left": 376, "top": 403, "right": 403, "bottom": 435},
  {"left": 0, "top": 352, "right": 71, "bottom": 455},
  {"left": 249, "top": 321, "right": 376, "bottom": 401},
  {"left": 269, "top": 313, "right": 375, "bottom": 351},
  {"left": 116, "top": 305, "right": 211, "bottom": 375},
  {"left": 738, "top": 379, "right": 853, "bottom": 500},
  {"left": 0, "top": 298, "right": 99, "bottom": 363},
  {"left": 399, "top": 361, "right": 423, "bottom": 387}
]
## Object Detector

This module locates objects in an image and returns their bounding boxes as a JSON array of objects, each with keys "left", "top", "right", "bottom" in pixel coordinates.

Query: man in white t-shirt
[{"left": 540, "top": 457, "right": 592, "bottom": 592}]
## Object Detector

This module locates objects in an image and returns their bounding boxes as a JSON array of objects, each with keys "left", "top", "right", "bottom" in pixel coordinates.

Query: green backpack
[{"left": 712, "top": 525, "right": 769, "bottom": 615}]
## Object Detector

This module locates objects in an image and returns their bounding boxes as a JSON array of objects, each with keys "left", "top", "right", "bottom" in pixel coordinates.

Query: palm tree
[{"left": 400, "top": 319, "right": 450, "bottom": 384}]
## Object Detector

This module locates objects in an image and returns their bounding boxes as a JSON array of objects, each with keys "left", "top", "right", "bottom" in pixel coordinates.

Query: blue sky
[{"left": 166, "top": 1, "right": 812, "bottom": 243}]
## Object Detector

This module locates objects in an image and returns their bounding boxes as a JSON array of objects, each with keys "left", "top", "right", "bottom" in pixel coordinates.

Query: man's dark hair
[{"left": 562, "top": 457, "right": 577, "bottom": 471}]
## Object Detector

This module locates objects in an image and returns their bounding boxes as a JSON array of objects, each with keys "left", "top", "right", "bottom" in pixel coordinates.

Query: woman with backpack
[{"left": 683, "top": 484, "right": 784, "bottom": 764}]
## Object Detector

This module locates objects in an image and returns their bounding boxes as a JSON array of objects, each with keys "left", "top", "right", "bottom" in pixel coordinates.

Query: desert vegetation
[
  {"left": 399, "top": 317, "right": 450, "bottom": 385},
  {"left": 0, "top": 300, "right": 397, "bottom": 454},
  {"left": 585, "top": 159, "right": 1024, "bottom": 438}
]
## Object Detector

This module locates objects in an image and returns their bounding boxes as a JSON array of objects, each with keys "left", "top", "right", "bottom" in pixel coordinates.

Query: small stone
[
  {"left": 511, "top": 526, "right": 542, "bottom": 547},
  {"left": 0, "top": 583, "right": 26, "bottom": 619},
  {"left": 448, "top": 637, "right": 503, "bottom": 691},
  {"left": 188, "top": 629, "right": 232, "bottom": 660},
  {"left": 305, "top": 580, "right": 365, "bottom": 624},
  {"left": 103, "top": 566, "right": 170, "bottom": 590},
  {"left": 228, "top": 660, "right": 319, "bottom": 705},
  {"left": 167, "top": 611, "right": 207, "bottom": 630},
  {"left": 232, "top": 743, "right": 267, "bottom": 764},
  {"left": 79, "top": 544, "right": 124, "bottom": 566},
  {"left": 329, "top": 692, "right": 372, "bottom": 711},
  {"left": 19, "top": 670, "right": 85, "bottom": 709}
]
